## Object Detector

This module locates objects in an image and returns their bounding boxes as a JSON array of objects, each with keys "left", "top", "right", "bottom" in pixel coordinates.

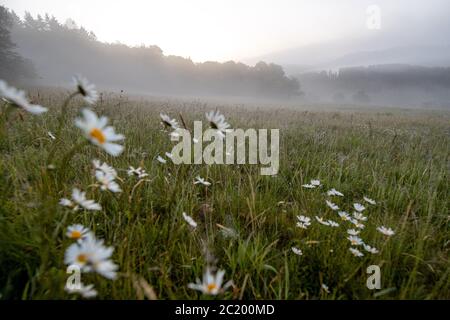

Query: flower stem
[{"left": 56, "top": 92, "right": 78, "bottom": 135}]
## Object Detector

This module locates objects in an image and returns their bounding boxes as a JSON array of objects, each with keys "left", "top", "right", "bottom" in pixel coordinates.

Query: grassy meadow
[{"left": 0, "top": 89, "right": 449, "bottom": 299}]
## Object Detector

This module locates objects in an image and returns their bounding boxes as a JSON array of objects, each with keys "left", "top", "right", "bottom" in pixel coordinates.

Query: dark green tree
[{"left": 0, "top": 6, "right": 36, "bottom": 82}]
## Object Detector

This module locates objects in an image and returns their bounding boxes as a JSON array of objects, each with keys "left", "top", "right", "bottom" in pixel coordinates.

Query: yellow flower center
[
  {"left": 71, "top": 230, "right": 82, "bottom": 239},
  {"left": 76, "top": 254, "right": 88, "bottom": 264},
  {"left": 207, "top": 283, "right": 217, "bottom": 293},
  {"left": 90, "top": 128, "right": 106, "bottom": 144}
]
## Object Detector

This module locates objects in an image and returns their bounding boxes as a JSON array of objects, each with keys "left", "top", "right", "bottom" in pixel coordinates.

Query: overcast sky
[{"left": 2, "top": 0, "right": 449, "bottom": 62}]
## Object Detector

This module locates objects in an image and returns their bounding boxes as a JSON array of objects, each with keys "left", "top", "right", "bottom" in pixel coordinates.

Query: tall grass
[{"left": 0, "top": 90, "right": 449, "bottom": 299}]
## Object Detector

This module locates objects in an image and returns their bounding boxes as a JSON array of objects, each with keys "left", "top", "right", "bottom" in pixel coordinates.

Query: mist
[
  {"left": 2, "top": 10, "right": 300, "bottom": 101},
  {"left": 1, "top": 1, "right": 450, "bottom": 107}
]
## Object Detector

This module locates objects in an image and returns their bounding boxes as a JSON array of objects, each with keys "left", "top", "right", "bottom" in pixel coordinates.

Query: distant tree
[
  {"left": 5, "top": 9, "right": 300, "bottom": 99},
  {"left": 64, "top": 18, "right": 78, "bottom": 29},
  {"left": 296, "top": 64, "right": 450, "bottom": 106},
  {"left": 0, "top": 6, "right": 36, "bottom": 82}
]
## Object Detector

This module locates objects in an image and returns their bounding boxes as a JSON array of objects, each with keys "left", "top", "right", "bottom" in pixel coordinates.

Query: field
[{"left": 0, "top": 89, "right": 449, "bottom": 299}]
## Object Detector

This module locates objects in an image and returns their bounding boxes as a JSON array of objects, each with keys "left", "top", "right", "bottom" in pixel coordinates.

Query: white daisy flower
[
  {"left": 66, "top": 224, "right": 90, "bottom": 241},
  {"left": 303, "top": 179, "right": 321, "bottom": 188},
  {"left": 95, "top": 171, "right": 122, "bottom": 193},
  {"left": 73, "top": 75, "right": 98, "bottom": 104},
  {"left": 363, "top": 244, "right": 379, "bottom": 254},
  {"left": 64, "top": 233, "right": 118, "bottom": 279},
  {"left": 60, "top": 188, "right": 101, "bottom": 211},
  {"left": 349, "top": 218, "right": 365, "bottom": 229},
  {"left": 92, "top": 159, "right": 118, "bottom": 178},
  {"left": 363, "top": 196, "right": 376, "bottom": 205},
  {"left": 315, "top": 216, "right": 330, "bottom": 226},
  {"left": 65, "top": 282, "right": 98, "bottom": 298},
  {"left": 327, "top": 220, "right": 339, "bottom": 227},
  {"left": 377, "top": 226, "right": 395, "bottom": 236},
  {"left": 160, "top": 113, "right": 179, "bottom": 130},
  {"left": 169, "top": 130, "right": 179, "bottom": 139},
  {"left": 205, "top": 110, "right": 231, "bottom": 138},
  {"left": 138, "top": 170, "right": 149, "bottom": 178},
  {"left": 338, "top": 211, "right": 351, "bottom": 221},
  {"left": 48, "top": 131, "right": 56, "bottom": 140},
  {"left": 165, "top": 152, "right": 173, "bottom": 159},
  {"left": 127, "top": 166, "right": 148, "bottom": 179},
  {"left": 194, "top": 176, "right": 211, "bottom": 186},
  {"left": 347, "top": 235, "right": 364, "bottom": 246},
  {"left": 291, "top": 247, "right": 303, "bottom": 256},
  {"left": 296, "top": 222, "right": 310, "bottom": 229},
  {"left": 327, "top": 188, "right": 344, "bottom": 197},
  {"left": 349, "top": 247, "right": 364, "bottom": 257},
  {"left": 156, "top": 155, "right": 167, "bottom": 164},
  {"left": 353, "top": 203, "right": 366, "bottom": 212},
  {"left": 72, "top": 188, "right": 102, "bottom": 211},
  {"left": 352, "top": 211, "right": 368, "bottom": 221},
  {"left": 59, "top": 198, "right": 74, "bottom": 208},
  {"left": 297, "top": 215, "right": 311, "bottom": 224},
  {"left": 182, "top": 212, "right": 197, "bottom": 229},
  {"left": 321, "top": 284, "right": 330, "bottom": 293},
  {"left": 94, "top": 259, "right": 118, "bottom": 280},
  {"left": 188, "top": 268, "right": 232, "bottom": 296},
  {"left": 0, "top": 80, "right": 47, "bottom": 114},
  {"left": 137, "top": 167, "right": 149, "bottom": 178},
  {"left": 75, "top": 108, "right": 124, "bottom": 156},
  {"left": 325, "top": 200, "right": 339, "bottom": 211},
  {"left": 127, "top": 166, "right": 139, "bottom": 176},
  {"left": 347, "top": 229, "right": 360, "bottom": 236},
  {"left": 296, "top": 215, "right": 311, "bottom": 229}
]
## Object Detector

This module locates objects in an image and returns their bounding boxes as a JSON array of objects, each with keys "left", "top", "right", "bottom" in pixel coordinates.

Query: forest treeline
[
  {"left": 0, "top": 6, "right": 301, "bottom": 99},
  {"left": 296, "top": 64, "right": 450, "bottom": 107},
  {"left": 2, "top": 6, "right": 449, "bottom": 107},
  {"left": 0, "top": 7, "right": 36, "bottom": 83}
]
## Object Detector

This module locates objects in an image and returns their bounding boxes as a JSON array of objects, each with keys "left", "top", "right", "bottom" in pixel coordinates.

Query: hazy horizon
[
  {"left": 3, "top": 0, "right": 450, "bottom": 64},
  {"left": 2, "top": 1, "right": 450, "bottom": 108}
]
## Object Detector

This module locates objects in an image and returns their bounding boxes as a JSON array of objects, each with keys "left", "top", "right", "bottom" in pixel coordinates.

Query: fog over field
[
  {"left": 0, "top": 1, "right": 449, "bottom": 303},
  {"left": 1, "top": 0, "right": 450, "bottom": 107}
]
